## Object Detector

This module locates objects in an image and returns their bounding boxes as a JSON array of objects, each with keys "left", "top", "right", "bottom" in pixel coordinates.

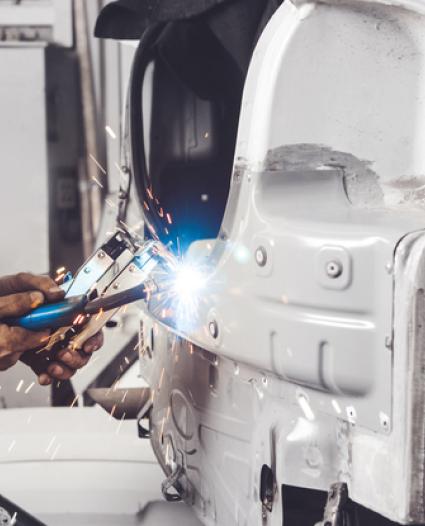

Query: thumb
[{"left": 0, "top": 291, "right": 44, "bottom": 318}]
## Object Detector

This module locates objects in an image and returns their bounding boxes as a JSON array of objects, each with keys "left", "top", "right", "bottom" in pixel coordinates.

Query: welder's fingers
[
  {"left": 82, "top": 331, "right": 104, "bottom": 354},
  {"left": 0, "top": 324, "right": 50, "bottom": 353},
  {"left": 20, "top": 349, "right": 57, "bottom": 385},
  {"left": 0, "top": 291, "right": 46, "bottom": 317},
  {"left": 0, "top": 325, "right": 49, "bottom": 372},
  {"left": 55, "top": 348, "right": 90, "bottom": 370},
  {"left": 20, "top": 348, "right": 51, "bottom": 376},
  {"left": 38, "top": 373, "right": 52, "bottom": 386},
  {"left": 0, "top": 273, "right": 64, "bottom": 301},
  {"left": 46, "top": 362, "right": 75, "bottom": 381}
]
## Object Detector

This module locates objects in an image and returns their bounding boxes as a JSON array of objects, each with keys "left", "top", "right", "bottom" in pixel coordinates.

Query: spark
[
  {"left": 95, "top": 308, "right": 104, "bottom": 321},
  {"left": 158, "top": 208, "right": 164, "bottom": 218},
  {"left": 166, "top": 213, "right": 172, "bottom": 224},
  {"left": 159, "top": 368, "right": 165, "bottom": 388},
  {"left": 297, "top": 393, "right": 315, "bottom": 421},
  {"left": 109, "top": 404, "right": 117, "bottom": 420},
  {"left": 116, "top": 412, "right": 126, "bottom": 434},
  {"left": 118, "top": 219, "right": 131, "bottom": 230},
  {"left": 204, "top": 132, "right": 209, "bottom": 138},
  {"left": 105, "top": 198, "right": 117, "bottom": 209},
  {"left": 10, "top": 512, "right": 17, "bottom": 525},
  {"left": 70, "top": 394, "right": 79, "bottom": 408},
  {"left": 16, "top": 380, "right": 23, "bottom": 392},
  {"left": 56, "top": 266, "right": 66, "bottom": 274},
  {"left": 92, "top": 176, "right": 104, "bottom": 188},
  {"left": 55, "top": 273, "right": 65, "bottom": 283},
  {"left": 50, "top": 443, "right": 61, "bottom": 460},
  {"left": 46, "top": 435, "right": 56, "bottom": 453},
  {"left": 143, "top": 201, "right": 150, "bottom": 211},
  {"left": 73, "top": 314, "right": 86, "bottom": 325},
  {"left": 89, "top": 154, "right": 107, "bottom": 175},
  {"left": 146, "top": 188, "right": 153, "bottom": 200},
  {"left": 146, "top": 222, "right": 158, "bottom": 238},
  {"left": 114, "top": 162, "right": 128, "bottom": 182},
  {"left": 105, "top": 125, "right": 117, "bottom": 139},
  {"left": 24, "top": 382, "right": 35, "bottom": 394},
  {"left": 331, "top": 399, "right": 342, "bottom": 414}
]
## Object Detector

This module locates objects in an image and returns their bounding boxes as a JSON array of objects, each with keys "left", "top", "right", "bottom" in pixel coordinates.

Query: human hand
[
  {"left": 21, "top": 331, "right": 104, "bottom": 386},
  {"left": 0, "top": 272, "right": 64, "bottom": 371}
]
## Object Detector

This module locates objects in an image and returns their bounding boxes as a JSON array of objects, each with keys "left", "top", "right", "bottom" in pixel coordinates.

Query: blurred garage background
[
  {"left": 0, "top": 0, "right": 140, "bottom": 409},
  {"left": 0, "top": 2, "right": 202, "bottom": 524}
]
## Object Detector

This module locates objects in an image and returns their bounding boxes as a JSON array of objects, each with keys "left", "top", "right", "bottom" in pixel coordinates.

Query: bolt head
[
  {"left": 326, "top": 260, "right": 343, "bottom": 278},
  {"left": 255, "top": 246, "right": 267, "bottom": 267},
  {"left": 98, "top": 251, "right": 106, "bottom": 259},
  {"left": 379, "top": 411, "right": 390, "bottom": 431},
  {"left": 209, "top": 320, "right": 218, "bottom": 339}
]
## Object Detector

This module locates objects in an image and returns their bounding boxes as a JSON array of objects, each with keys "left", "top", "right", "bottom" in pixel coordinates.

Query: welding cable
[{"left": 84, "top": 284, "right": 148, "bottom": 315}]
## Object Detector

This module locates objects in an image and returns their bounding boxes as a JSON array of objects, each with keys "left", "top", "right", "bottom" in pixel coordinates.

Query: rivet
[{"left": 326, "top": 260, "right": 343, "bottom": 278}]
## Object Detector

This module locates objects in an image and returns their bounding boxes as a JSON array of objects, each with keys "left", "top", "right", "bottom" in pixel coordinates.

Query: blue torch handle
[{"left": 4, "top": 295, "right": 88, "bottom": 331}]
